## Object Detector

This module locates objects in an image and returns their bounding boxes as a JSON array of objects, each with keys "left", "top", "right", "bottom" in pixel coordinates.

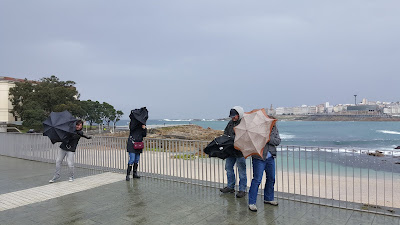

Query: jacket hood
[
  {"left": 232, "top": 106, "right": 244, "bottom": 119},
  {"left": 129, "top": 107, "right": 149, "bottom": 125}
]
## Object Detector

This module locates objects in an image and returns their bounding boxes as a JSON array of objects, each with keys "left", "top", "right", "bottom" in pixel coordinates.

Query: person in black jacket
[
  {"left": 220, "top": 106, "right": 247, "bottom": 198},
  {"left": 49, "top": 120, "right": 91, "bottom": 183},
  {"left": 126, "top": 111, "right": 147, "bottom": 181}
]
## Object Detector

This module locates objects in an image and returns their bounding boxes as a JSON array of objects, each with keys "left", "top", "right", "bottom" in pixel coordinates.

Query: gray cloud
[{"left": 1, "top": 0, "right": 399, "bottom": 119}]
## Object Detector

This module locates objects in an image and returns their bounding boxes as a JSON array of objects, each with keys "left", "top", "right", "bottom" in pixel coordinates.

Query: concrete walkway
[{"left": 0, "top": 156, "right": 399, "bottom": 225}]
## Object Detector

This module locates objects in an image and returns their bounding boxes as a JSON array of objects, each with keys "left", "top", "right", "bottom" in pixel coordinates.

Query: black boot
[
  {"left": 133, "top": 163, "right": 140, "bottom": 179},
  {"left": 126, "top": 164, "right": 132, "bottom": 181}
]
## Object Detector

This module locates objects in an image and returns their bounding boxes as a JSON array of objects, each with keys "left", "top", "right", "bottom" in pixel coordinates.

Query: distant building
[
  {"left": 274, "top": 99, "right": 399, "bottom": 116},
  {"left": 266, "top": 104, "right": 276, "bottom": 116},
  {"left": 0, "top": 77, "right": 25, "bottom": 123},
  {"left": 362, "top": 98, "right": 368, "bottom": 105},
  {"left": 275, "top": 107, "right": 284, "bottom": 115},
  {"left": 383, "top": 105, "right": 400, "bottom": 115},
  {"left": 347, "top": 105, "right": 380, "bottom": 114},
  {"left": 317, "top": 104, "right": 325, "bottom": 114},
  {"left": 333, "top": 105, "right": 346, "bottom": 113}
]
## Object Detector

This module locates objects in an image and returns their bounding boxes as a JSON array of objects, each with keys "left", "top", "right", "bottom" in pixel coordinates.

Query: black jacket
[
  {"left": 204, "top": 135, "right": 236, "bottom": 159},
  {"left": 126, "top": 119, "right": 147, "bottom": 153},
  {"left": 60, "top": 130, "right": 90, "bottom": 152},
  {"left": 223, "top": 119, "right": 243, "bottom": 158}
]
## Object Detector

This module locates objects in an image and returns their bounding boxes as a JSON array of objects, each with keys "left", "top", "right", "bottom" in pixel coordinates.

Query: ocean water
[{"left": 117, "top": 120, "right": 400, "bottom": 151}]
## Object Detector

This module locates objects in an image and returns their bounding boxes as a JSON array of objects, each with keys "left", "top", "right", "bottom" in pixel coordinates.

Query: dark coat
[
  {"left": 204, "top": 135, "right": 236, "bottom": 159},
  {"left": 126, "top": 119, "right": 147, "bottom": 154},
  {"left": 129, "top": 107, "right": 148, "bottom": 125},
  {"left": 60, "top": 130, "right": 89, "bottom": 152},
  {"left": 223, "top": 119, "right": 244, "bottom": 158}
]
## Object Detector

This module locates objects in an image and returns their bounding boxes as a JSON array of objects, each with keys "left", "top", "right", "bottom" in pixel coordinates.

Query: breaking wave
[
  {"left": 163, "top": 119, "right": 193, "bottom": 122},
  {"left": 280, "top": 133, "right": 296, "bottom": 139},
  {"left": 377, "top": 130, "right": 400, "bottom": 135}
]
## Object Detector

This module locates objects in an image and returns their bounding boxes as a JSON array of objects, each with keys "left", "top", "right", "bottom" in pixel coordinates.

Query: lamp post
[{"left": 354, "top": 95, "right": 357, "bottom": 106}]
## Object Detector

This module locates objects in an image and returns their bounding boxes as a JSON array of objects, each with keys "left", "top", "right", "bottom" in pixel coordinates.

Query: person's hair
[{"left": 76, "top": 120, "right": 84, "bottom": 126}]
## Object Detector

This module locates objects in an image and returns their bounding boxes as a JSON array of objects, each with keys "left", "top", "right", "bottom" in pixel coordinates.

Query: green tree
[
  {"left": 112, "top": 110, "right": 124, "bottom": 130},
  {"left": 9, "top": 75, "right": 121, "bottom": 132},
  {"left": 81, "top": 100, "right": 102, "bottom": 129},
  {"left": 53, "top": 102, "right": 85, "bottom": 118},
  {"left": 9, "top": 75, "right": 80, "bottom": 130},
  {"left": 34, "top": 76, "right": 78, "bottom": 114},
  {"left": 101, "top": 102, "right": 116, "bottom": 128},
  {"left": 9, "top": 79, "right": 35, "bottom": 120},
  {"left": 20, "top": 101, "right": 47, "bottom": 130}
]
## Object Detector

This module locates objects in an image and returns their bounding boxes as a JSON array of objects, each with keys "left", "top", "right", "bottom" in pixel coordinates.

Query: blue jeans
[
  {"left": 225, "top": 156, "right": 247, "bottom": 191},
  {"left": 248, "top": 157, "right": 275, "bottom": 205},
  {"left": 128, "top": 153, "right": 140, "bottom": 165}
]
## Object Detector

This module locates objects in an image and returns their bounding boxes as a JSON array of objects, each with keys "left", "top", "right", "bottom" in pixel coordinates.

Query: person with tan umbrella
[{"left": 232, "top": 108, "right": 281, "bottom": 212}]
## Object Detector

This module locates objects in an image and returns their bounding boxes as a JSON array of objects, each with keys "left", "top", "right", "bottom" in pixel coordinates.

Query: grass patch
[
  {"left": 146, "top": 148, "right": 165, "bottom": 152},
  {"left": 361, "top": 204, "right": 382, "bottom": 210},
  {"left": 171, "top": 153, "right": 209, "bottom": 160},
  {"left": 172, "top": 154, "right": 197, "bottom": 160}
]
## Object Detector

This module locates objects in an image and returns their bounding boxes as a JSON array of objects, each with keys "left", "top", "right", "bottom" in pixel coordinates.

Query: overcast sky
[{"left": 1, "top": 1, "right": 399, "bottom": 119}]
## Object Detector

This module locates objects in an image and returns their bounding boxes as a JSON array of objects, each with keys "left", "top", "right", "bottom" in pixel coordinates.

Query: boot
[
  {"left": 133, "top": 163, "right": 140, "bottom": 179},
  {"left": 126, "top": 164, "right": 132, "bottom": 181}
]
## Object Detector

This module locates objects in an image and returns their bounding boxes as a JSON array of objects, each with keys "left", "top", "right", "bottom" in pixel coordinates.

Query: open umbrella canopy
[
  {"left": 233, "top": 108, "right": 277, "bottom": 158},
  {"left": 203, "top": 135, "right": 236, "bottom": 159},
  {"left": 43, "top": 111, "right": 77, "bottom": 144},
  {"left": 129, "top": 107, "right": 148, "bottom": 125}
]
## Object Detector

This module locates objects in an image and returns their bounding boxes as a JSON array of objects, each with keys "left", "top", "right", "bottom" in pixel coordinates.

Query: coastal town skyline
[{"left": 1, "top": 76, "right": 399, "bottom": 120}]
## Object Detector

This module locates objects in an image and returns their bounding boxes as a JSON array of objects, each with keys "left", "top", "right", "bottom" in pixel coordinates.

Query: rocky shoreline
[{"left": 101, "top": 124, "right": 223, "bottom": 141}]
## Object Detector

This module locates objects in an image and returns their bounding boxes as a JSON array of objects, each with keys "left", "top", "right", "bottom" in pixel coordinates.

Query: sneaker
[
  {"left": 49, "top": 177, "right": 59, "bottom": 183},
  {"left": 236, "top": 191, "right": 246, "bottom": 198},
  {"left": 248, "top": 204, "right": 257, "bottom": 212},
  {"left": 220, "top": 187, "right": 235, "bottom": 193},
  {"left": 264, "top": 200, "right": 278, "bottom": 206},
  {"left": 68, "top": 177, "right": 74, "bottom": 182}
]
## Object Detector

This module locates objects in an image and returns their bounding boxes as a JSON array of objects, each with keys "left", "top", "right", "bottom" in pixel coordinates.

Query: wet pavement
[{"left": 0, "top": 156, "right": 399, "bottom": 225}]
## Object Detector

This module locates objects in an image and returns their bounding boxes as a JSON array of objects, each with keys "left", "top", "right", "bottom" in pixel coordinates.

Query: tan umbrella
[{"left": 233, "top": 108, "right": 277, "bottom": 158}]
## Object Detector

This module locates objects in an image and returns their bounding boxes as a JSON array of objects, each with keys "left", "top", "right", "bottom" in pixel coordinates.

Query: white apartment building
[
  {"left": 333, "top": 105, "right": 346, "bottom": 113},
  {"left": 275, "top": 107, "right": 294, "bottom": 115},
  {"left": 276, "top": 105, "right": 317, "bottom": 115},
  {"left": 0, "top": 77, "right": 21, "bottom": 123},
  {"left": 383, "top": 105, "right": 400, "bottom": 115}
]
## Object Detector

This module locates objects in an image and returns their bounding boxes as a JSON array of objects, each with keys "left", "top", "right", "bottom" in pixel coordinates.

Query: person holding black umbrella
[
  {"left": 126, "top": 107, "right": 148, "bottom": 181},
  {"left": 220, "top": 106, "right": 247, "bottom": 198},
  {"left": 49, "top": 120, "right": 91, "bottom": 183}
]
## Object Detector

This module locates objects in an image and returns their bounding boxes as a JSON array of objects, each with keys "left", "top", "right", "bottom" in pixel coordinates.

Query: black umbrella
[
  {"left": 43, "top": 111, "right": 77, "bottom": 144},
  {"left": 129, "top": 107, "right": 148, "bottom": 125},
  {"left": 203, "top": 135, "right": 238, "bottom": 159}
]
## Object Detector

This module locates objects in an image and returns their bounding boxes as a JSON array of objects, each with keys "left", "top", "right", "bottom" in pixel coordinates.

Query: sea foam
[
  {"left": 280, "top": 133, "right": 296, "bottom": 139},
  {"left": 377, "top": 130, "right": 400, "bottom": 135}
]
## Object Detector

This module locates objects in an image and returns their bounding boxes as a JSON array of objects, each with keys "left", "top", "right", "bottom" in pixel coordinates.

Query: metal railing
[{"left": 0, "top": 133, "right": 399, "bottom": 216}]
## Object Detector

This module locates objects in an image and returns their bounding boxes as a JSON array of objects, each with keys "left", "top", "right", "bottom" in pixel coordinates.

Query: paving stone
[
  {"left": 372, "top": 214, "right": 400, "bottom": 225},
  {"left": 349, "top": 211, "right": 375, "bottom": 223},
  {"left": 320, "top": 218, "right": 348, "bottom": 225},
  {"left": 0, "top": 156, "right": 396, "bottom": 225},
  {"left": 346, "top": 218, "right": 373, "bottom": 225}
]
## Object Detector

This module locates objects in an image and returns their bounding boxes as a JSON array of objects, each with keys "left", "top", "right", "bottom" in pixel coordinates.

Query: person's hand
[
  {"left": 142, "top": 125, "right": 146, "bottom": 129},
  {"left": 87, "top": 136, "right": 92, "bottom": 139}
]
